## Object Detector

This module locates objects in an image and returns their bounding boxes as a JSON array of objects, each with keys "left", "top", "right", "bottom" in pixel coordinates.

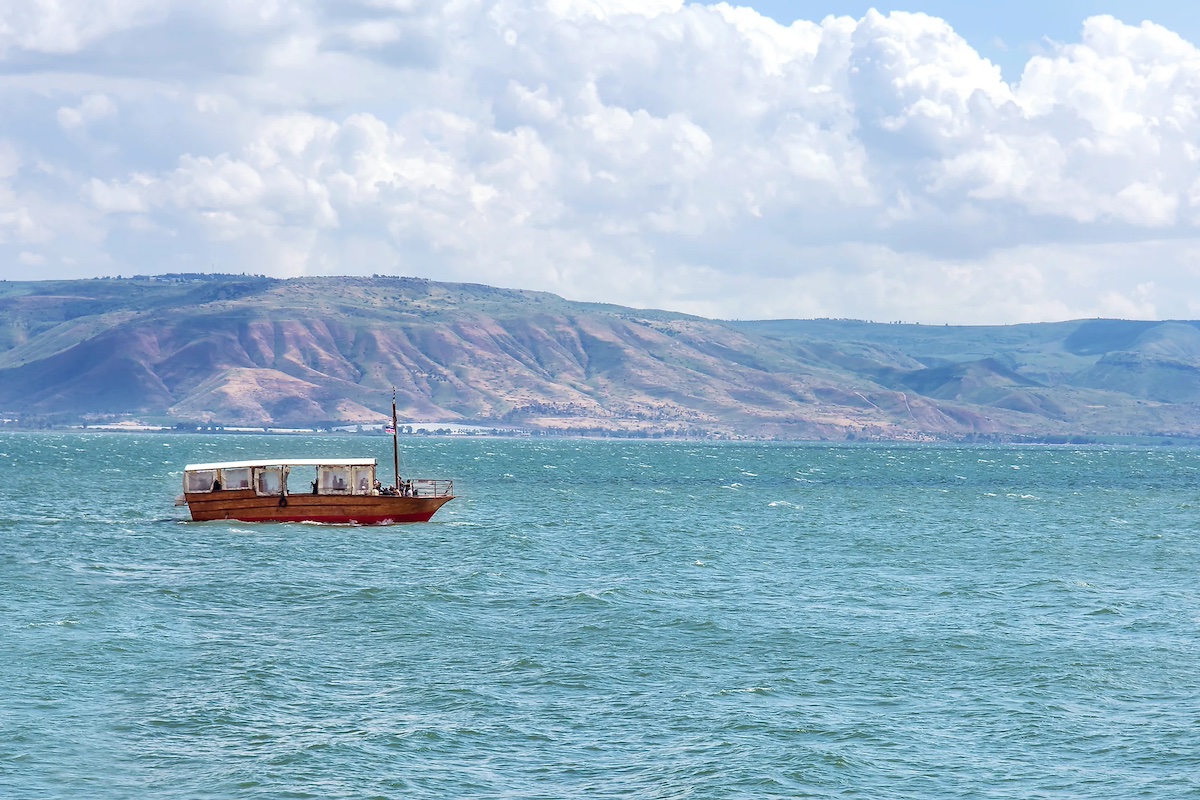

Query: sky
[{"left": 2, "top": 1, "right": 1200, "bottom": 324}]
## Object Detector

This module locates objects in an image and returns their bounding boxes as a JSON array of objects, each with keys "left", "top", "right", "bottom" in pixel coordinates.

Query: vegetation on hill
[{"left": 2, "top": 276, "right": 1200, "bottom": 440}]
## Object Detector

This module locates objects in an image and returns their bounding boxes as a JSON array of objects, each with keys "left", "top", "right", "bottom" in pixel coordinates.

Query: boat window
[
  {"left": 256, "top": 467, "right": 284, "bottom": 496},
  {"left": 320, "top": 466, "right": 351, "bottom": 494},
  {"left": 352, "top": 467, "right": 373, "bottom": 495},
  {"left": 186, "top": 470, "right": 216, "bottom": 493},
  {"left": 221, "top": 467, "right": 251, "bottom": 490}
]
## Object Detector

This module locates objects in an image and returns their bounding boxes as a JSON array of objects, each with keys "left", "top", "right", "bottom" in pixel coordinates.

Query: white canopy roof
[{"left": 184, "top": 458, "right": 377, "bottom": 471}]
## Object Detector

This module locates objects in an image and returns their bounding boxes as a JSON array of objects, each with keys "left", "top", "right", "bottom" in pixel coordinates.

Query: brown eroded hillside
[{"left": 3, "top": 275, "right": 1200, "bottom": 439}]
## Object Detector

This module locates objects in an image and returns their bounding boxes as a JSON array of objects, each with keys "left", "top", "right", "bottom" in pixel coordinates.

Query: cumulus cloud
[{"left": 1, "top": 1, "right": 1200, "bottom": 322}]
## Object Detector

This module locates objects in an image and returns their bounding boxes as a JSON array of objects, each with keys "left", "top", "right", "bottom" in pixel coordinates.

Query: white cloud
[
  {"left": 1, "top": 1, "right": 1200, "bottom": 321},
  {"left": 0, "top": 0, "right": 165, "bottom": 56},
  {"left": 57, "top": 93, "right": 117, "bottom": 129},
  {"left": 546, "top": 0, "right": 683, "bottom": 22}
]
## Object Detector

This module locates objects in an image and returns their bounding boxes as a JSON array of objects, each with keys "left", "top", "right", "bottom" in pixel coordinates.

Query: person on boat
[
  {"left": 211, "top": 477, "right": 221, "bottom": 491},
  {"left": 372, "top": 479, "right": 383, "bottom": 495}
]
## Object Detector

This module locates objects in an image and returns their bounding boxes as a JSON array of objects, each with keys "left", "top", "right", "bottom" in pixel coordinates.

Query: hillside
[{"left": 3, "top": 275, "right": 1200, "bottom": 440}]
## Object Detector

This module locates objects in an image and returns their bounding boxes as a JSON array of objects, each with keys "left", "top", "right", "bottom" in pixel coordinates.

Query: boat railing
[{"left": 412, "top": 478, "right": 454, "bottom": 497}]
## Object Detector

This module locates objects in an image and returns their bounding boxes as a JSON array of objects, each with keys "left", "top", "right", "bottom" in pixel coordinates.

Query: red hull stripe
[{"left": 222, "top": 513, "right": 437, "bottom": 525}]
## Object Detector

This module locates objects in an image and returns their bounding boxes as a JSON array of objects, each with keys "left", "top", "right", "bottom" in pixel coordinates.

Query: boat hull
[{"left": 184, "top": 489, "right": 454, "bottom": 524}]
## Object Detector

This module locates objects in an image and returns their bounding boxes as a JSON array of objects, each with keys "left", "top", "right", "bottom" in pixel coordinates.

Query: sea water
[{"left": 2, "top": 433, "right": 1199, "bottom": 799}]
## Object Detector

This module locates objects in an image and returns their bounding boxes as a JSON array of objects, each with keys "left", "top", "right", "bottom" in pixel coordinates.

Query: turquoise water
[{"left": 3, "top": 433, "right": 1199, "bottom": 798}]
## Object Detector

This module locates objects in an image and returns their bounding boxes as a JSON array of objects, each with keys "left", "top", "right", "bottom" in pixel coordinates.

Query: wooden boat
[
  {"left": 177, "top": 389, "right": 454, "bottom": 524},
  {"left": 178, "top": 458, "right": 454, "bottom": 524}
]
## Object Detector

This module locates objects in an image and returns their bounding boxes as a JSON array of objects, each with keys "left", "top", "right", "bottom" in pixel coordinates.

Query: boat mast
[{"left": 392, "top": 386, "right": 400, "bottom": 490}]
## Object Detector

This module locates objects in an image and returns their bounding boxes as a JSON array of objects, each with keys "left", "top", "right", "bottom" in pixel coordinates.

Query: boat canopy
[
  {"left": 183, "top": 458, "right": 381, "bottom": 496},
  {"left": 184, "top": 458, "right": 378, "bottom": 471}
]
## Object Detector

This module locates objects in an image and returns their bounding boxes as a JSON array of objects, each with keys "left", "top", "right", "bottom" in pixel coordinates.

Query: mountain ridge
[{"left": 3, "top": 275, "right": 1200, "bottom": 440}]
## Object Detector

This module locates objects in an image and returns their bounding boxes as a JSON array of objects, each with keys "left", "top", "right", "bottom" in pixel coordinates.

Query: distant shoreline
[{"left": 2, "top": 425, "right": 1198, "bottom": 447}]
